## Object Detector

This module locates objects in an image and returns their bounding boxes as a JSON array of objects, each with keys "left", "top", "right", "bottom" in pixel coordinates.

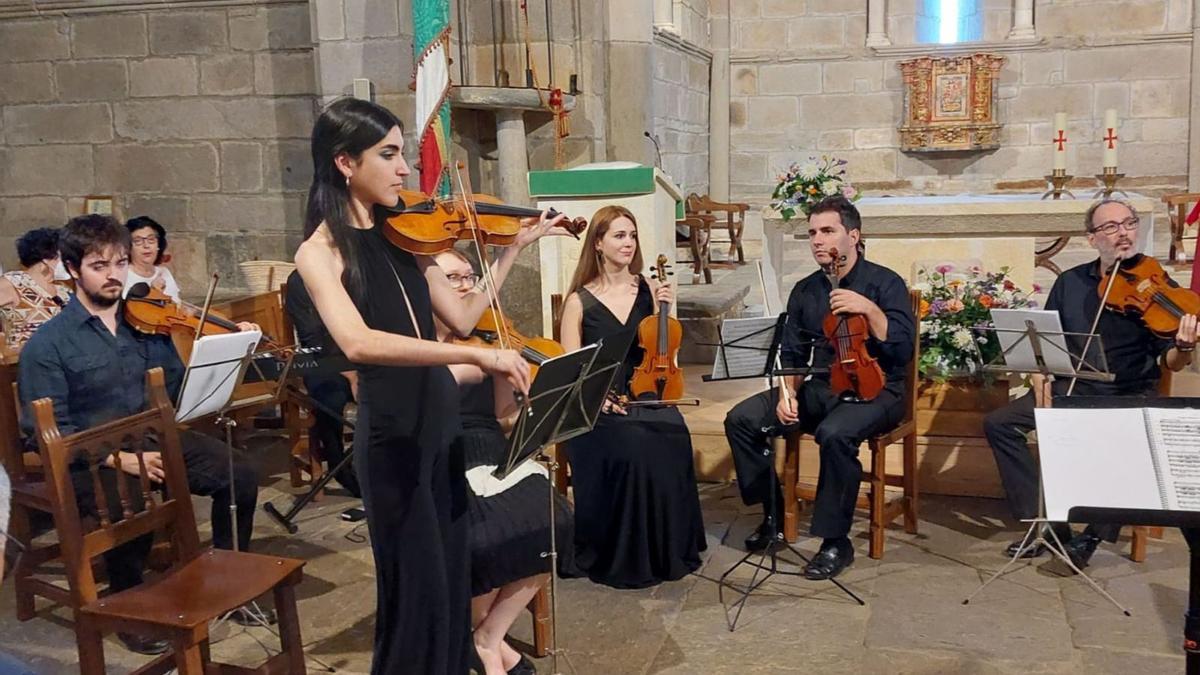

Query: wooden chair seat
[
  {"left": 675, "top": 215, "right": 713, "bottom": 284},
  {"left": 82, "top": 548, "right": 303, "bottom": 630}
]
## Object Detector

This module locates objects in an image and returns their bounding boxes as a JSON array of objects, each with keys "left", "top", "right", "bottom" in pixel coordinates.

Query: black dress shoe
[
  {"left": 507, "top": 654, "right": 536, "bottom": 675},
  {"left": 744, "top": 517, "right": 784, "bottom": 552},
  {"left": 1064, "top": 532, "right": 1102, "bottom": 570},
  {"left": 116, "top": 632, "right": 170, "bottom": 656},
  {"left": 803, "top": 539, "right": 854, "bottom": 580}
]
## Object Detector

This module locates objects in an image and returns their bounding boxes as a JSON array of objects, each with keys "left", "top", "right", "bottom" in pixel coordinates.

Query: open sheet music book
[{"left": 1035, "top": 407, "right": 1200, "bottom": 520}]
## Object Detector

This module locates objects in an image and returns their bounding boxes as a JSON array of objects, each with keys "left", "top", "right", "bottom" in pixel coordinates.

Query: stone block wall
[
  {"left": 0, "top": 1, "right": 317, "bottom": 295},
  {"left": 728, "top": 0, "right": 1193, "bottom": 207},
  {"left": 653, "top": 34, "right": 712, "bottom": 198}
]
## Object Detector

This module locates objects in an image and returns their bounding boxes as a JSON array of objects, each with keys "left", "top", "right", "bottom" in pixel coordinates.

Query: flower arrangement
[
  {"left": 770, "top": 155, "right": 860, "bottom": 222},
  {"left": 916, "top": 264, "right": 1039, "bottom": 382}
]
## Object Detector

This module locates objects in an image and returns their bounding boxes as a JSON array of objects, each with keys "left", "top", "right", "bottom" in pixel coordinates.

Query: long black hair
[{"left": 305, "top": 97, "right": 403, "bottom": 300}]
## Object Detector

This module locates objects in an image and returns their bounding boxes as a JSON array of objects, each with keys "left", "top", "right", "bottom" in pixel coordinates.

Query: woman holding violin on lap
[
  {"left": 433, "top": 249, "right": 575, "bottom": 675},
  {"left": 558, "top": 205, "right": 707, "bottom": 589},
  {"left": 985, "top": 198, "right": 1198, "bottom": 570},
  {"left": 294, "top": 98, "right": 564, "bottom": 675}
]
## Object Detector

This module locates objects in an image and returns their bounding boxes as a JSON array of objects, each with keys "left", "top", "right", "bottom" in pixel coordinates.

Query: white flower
[
  {"left": 919, "top": 321, "right": 931, "bottom": 335},
  {"left": 797, "top": 160, "right": 821, "bottom": 180},
  {"left": 952, "top": 328, "right": 974, "bottom": 349},
  {"left": 821, "top": 180, "right": 839, "bottom": 196},
  {"left": 912, "top": 282, "right": 931, "bottom": 293}
]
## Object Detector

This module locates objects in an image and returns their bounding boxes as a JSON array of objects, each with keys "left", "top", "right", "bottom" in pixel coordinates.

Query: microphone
[
  {"left": 127, "top": 282, "right": 151, "bottom": 299},
  {"left": 643, "top": 131, "right": 662, "bottom": 169}
]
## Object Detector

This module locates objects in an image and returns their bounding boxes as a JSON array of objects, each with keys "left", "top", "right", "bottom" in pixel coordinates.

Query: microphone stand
[{"left": 643, "top": 131, "right": 663, "bottom": 169}]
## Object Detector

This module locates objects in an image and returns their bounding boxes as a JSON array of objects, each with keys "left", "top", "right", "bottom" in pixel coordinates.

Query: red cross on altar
[
  {"left": 1053, "top": 130, "right": 1067, "bottom": 150},
  {"left": 1104, "top": 128, "right": 1118, "bottom": 149}
]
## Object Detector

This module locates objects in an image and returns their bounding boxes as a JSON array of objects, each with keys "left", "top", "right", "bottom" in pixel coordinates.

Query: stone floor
[{"left": 0, "top": 455, "right": 1191, "bottom": 674}]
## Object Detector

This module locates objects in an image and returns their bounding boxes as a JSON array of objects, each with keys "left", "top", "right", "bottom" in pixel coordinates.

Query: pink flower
[
  {"left": 936, "top": 264, "right": 954, "bottom": 274},
  {"left": 1032, "top": 283, "right": 1043, "bottom": 293},
  {"left": 946, "top": 298, "right": 965, "bottom": 313},
  {"left": 842, "top": 185, "right": 858, "bottom": 199}
]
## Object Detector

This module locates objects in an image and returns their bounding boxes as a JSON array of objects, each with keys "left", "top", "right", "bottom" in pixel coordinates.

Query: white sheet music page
[
  {"left": 1034, "top": 408, "right": 1164, "bottom": 521},
  {"left": 1144, "top": 408, "right": 1200, "bottom": 511}
]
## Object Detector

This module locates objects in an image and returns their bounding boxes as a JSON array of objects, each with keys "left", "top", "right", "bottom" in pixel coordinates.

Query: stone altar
[{"left": 761, "top": 193, "right": 1157, "bottom": 301}]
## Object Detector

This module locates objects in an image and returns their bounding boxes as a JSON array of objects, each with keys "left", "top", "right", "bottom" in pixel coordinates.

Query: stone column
[
  {"left": 653, "top": 0, "right": 675, "bottom": 32},
  {"left": 495, "top": 109, "right": 531, "bottom": 205},
  {"left": 1190, "top": 0, "right": 1200, "bottom": 191},
  {"left": 866, "top": 0, "right": 891, "bottom": 47},
  {"left": 606, "top": 0, "right": 655, "bottom": 165},
  {"left": 1007, "top": 0, "right": 1036, "bottom": 40},
  {"left": 709, "top": 10, "right": 730, "bottom": 201}
]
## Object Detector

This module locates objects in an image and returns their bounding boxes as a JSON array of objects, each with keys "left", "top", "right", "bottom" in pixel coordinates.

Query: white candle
[
  {"left": 1052, "top": 112, "right": 1067, "bottom": 171},
  {"left": 1102, "top": 108, "right": 1119, "bottom": 168}
]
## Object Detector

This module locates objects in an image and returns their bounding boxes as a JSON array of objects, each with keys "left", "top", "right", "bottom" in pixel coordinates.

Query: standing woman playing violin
[
  {"left": 558, "top": 205, "right": 706, "bottom": 589},
  {"left": 293, "top": 98, "right": 560, "bottom": 675},
  {"left": 985, "top": 198, "right": 1198, "bottom": 569}
]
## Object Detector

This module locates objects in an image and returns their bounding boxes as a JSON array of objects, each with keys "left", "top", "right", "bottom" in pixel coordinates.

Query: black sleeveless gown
[
  {"left": 564, "top": 277, "right": 707, "bottom": 589},
  {"left": 457, "top": 379, "right": 576, "bottom": 595},
  {"left": 349, "top": 225, "right": 470, "bottom": 675}
]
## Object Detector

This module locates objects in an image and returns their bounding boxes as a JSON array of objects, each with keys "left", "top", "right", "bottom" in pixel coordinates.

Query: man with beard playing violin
[
  {"left": 17, "top": 215, "right": 268, "bottom": 655},
  {"left": 724, "top": 195, "right": 915, "bottom": 580},
  {"left": 984, "top": 198, "right": 1198, "bottom": 569}
]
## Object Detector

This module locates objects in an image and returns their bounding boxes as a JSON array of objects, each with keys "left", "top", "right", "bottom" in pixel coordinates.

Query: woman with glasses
[
  {"left": 432, "top": 248, "right": 574, "bottom": 675},
  {"left": 123, "top": 216, "right": 180, "bottom": 302}
]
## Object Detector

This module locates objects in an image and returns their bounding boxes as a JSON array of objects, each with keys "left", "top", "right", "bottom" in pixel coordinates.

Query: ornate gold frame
[{"left": 898, "top": 53, "right": 1005, "bottom": 152}]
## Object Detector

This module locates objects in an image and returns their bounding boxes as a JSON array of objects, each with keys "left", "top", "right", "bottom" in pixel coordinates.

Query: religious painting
[
  {"left": 898, "top": 53, "right": 1005, "bottom": 152},
  {"left": 82, "top": 196, "right": 113, "bottom": 215}
]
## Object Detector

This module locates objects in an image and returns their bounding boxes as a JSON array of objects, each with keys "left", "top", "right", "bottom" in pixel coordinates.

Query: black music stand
[
  {"left": 702, "top": 314, "right": 863, "bottom": 632},
  {"left": 494, "top": 333, "right": 629, "bottom": 675},
  {"left": 963, "top": 316, "right": 1124, "bottom": 611}
]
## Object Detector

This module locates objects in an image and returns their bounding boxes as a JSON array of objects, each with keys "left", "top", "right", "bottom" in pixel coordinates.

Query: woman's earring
[{"left": 345, "top": 174, "right": 351, "bottom": 188}]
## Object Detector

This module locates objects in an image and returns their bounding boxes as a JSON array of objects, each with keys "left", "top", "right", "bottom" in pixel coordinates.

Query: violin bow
[
  {"left": 450, "top": 162, "right": 515, "bottom": 353},
  {"left": 755, "top": 260, "right": 796, "bottom": 421},
  {"left": 1066, "top": 256, "right": 1123, "bottom": 396}
]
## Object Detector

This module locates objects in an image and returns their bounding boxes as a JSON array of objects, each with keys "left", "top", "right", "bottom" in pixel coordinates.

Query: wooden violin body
[
  {"left": 458, "top": 307, "right": 565, "bottom": 378},
  {"left": 125, "top": 286, "right": 252, "bottom": 363},
  {"left": 1100, "top": 255, "right": 1200, "bottom": 337},
  {"left": 629, "top": 255, "right": 685, "bottom": 401},
  {"left": 822, "top": 250, "right": 885, "bottom": 402},
  {"left": 384, "top": 189, "right": 586, "bottom": 255}
]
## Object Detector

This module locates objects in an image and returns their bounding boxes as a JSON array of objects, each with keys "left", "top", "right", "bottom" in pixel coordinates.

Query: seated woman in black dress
[
  {"left": 432, "top": 248, "right": 575, "bottom": 675},
  {"left": 558, "top": 205, "right": 707, "bottom": 589}
]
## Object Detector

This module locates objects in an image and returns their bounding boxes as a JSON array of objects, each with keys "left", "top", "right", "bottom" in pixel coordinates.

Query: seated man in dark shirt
[
  {"left": 283, "top": 269, "right": 359, "bottom": 497},
  {"left": 985, "top": 198, "right": 1197, "bottom": 568},
  {"left": 17, "top": 215, "right": 264, "bottom": 654},
  {"left": 724, "top": 195, "right": 915, "bottom": 580}
]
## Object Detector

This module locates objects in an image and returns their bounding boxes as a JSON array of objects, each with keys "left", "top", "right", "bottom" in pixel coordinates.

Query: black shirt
[
  {"left": 283, "top": 269, "right": 337, "bottom": 354},
  {"left": 1047, "top": 255, "right": 1175, "bottom": 396},
  {"left": 781, "top": 257, "right": 915, "bottom": 398},
  {"left": 17, "top": 296, "right": 184, "bottom": 445}
]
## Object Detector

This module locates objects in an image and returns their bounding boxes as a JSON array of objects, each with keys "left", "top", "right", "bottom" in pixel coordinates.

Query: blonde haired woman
[{"left": 558, "top": 205, "right": 706, "bottom": 589}]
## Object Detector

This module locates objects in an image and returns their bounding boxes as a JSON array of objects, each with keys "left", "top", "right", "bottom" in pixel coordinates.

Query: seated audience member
[
  {"left": 18, "top": 215, "right": 265, "bottom": 656},
  {"left": 0, "top": 228, "right": 71, "bottom": 353},
  {"left": 123, "top": 216, "right": 181, "bottom": 303}
]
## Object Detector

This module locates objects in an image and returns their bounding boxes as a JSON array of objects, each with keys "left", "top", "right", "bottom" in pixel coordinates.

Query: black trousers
[
  {"left": 303, "top": 373, "right": 360, "bottom": 497},
  {"left": 983, "top": 392, "right": 1119, "bottom": 541},
  {"left": 72, "top": 429, "right": 259, "bottom": 592},
  {"left": 724, "top": 381, "right": 903, "bottom": 539}
]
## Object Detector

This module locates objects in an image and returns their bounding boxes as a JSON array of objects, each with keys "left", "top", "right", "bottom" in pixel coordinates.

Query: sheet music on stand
[
  {"left": 983, "top": 308, "right": 1113, "bottom": 383},
  {"left": 494, "top": 327, "right": 633, "bottom": 481},
  {"left": 175, "top": 331, "right": 263, "bottom": 423},
  {"left": 705, "top": 314, "right": 785, "bottom": 382}
]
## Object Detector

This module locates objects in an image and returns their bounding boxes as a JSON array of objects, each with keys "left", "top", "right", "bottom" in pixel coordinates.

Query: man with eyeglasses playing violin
[{"left": 985, "top": 198, "right": 1198, "bottom": 570}]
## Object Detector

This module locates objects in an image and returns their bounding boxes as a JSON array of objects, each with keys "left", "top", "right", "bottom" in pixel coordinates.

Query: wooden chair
[
  {"left": 675, "top": 215, "right": 713, "bottom": 284},
  {"left": 779, "top": 289, "right": 921, "bottom": 560},
  {"left": 1162, "top": 193, "right": 1200, "bottom": 265},
  {"left": 32, "top": 368, "right": 307, "bottom": 675},
  {"left": 686, "top": 193, "right": 749, "bottom": 265}
]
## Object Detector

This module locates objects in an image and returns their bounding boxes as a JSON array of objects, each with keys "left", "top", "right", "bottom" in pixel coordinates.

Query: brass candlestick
[
  {"left": 1041, "top": 168, "right": 1075, "bottom": 200},
  {"left": 1093, "top": 166, "right": 1127, "bottom": 198}
]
